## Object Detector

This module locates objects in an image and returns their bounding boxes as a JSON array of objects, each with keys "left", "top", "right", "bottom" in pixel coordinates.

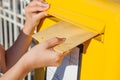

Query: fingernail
[
  {"left": 43, "top": 4, "right": 49, "bottom": 9},
  {"left": 61, "top": 38, "right": 66, "bottom": 41},
  {"left": 44, "top": 13, "right": 48, "bottom": 16},
  {"left": 42, "top": 1, "right": 48, "bottom": 4},
  {"left": 45, "top": 3, "right": 49, "bottom": 7},
  {"left": 55, "top": 37, "right": 66, "bottom": 42}
]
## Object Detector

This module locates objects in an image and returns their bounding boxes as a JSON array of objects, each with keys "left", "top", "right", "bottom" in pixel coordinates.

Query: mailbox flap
[
  {"left": 33, "top": 21, "right": 97, "bottom": 53},
  {"left": 45, "top": 0, "right": 120, "bottom": 34}
]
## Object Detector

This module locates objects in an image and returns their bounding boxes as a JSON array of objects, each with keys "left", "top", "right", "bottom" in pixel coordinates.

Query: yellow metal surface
[
  {"left": 36, "top": 0, "right": 120, "bottom": 80},
  {"left": 81, "top": 39, "right": 105, "bottom": 80},
  {"left": 46, "top": 0, "right": 120, "bottom": 34}
]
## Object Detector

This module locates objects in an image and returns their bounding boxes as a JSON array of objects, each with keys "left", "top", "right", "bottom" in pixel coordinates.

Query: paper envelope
[{"left": 33, "top": 21, "right": 97, "bottom": 53}]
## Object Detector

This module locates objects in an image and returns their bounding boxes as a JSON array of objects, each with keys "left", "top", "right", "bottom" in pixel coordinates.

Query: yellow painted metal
[
  {"left": 46, "top": 0, "right": 120, "bottom": 34},
  {"left": 103, "top": 20, "right": 120, "bottom": 80},
  {"left": 34, "top": 68, "right": 45, "bottom": 80},
  {"left": 36, "top": 0, "right": 120, "bottom": 80},
  {"left": 81, "top": 39, "right": 105, "bottom": 80}
]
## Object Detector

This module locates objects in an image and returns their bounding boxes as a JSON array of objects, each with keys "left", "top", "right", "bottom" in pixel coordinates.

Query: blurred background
[
  {"left": 0, "top": 0, "right": 31, "bottom": 49},
  {"left": 0, "top": 0, "right": 35, "bottom": 80}
]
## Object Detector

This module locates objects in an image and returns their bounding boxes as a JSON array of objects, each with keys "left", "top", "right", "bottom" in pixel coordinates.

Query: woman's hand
[
  {"left": 23, "top": 0, "right": 49, "bottom": 35},
  {"left": 24, "top": 37, "right": 66, "bottom": 70}
]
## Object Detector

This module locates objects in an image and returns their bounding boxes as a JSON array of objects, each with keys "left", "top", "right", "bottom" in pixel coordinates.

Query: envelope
[{"left": 33, "top": 21, "right": 97, "bottom": 53}]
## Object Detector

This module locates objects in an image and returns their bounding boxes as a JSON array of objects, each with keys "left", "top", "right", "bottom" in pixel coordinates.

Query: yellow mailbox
[{"left": 33, "top": 0, "right": 120, "bottom": 80}]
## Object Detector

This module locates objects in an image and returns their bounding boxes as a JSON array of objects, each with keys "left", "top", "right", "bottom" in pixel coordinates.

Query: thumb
[
  {"left": 35, "top": 12, "right": 48, "bottom": 21},
  {"left": 43, "top": 37, "right": 66, "bottom": 49}
]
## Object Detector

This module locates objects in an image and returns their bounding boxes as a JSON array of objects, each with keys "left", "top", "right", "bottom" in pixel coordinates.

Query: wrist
[
  {"left": 23, "top": 22, "right": 35, "bottom": 36},
  {"left": 22, "top": 27, "right": 34, "bottom": 36},
  {"left": 1, "top": 55, "right": 32, "bottom": 80},
  {"left": 19, "top": 53, "right": 33, "bottom": 71},
  {"left": 21, "top": 52, "right": 36, "bottom": 70}
]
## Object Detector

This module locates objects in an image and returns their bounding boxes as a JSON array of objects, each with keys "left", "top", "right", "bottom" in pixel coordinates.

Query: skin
[{"left": 0, "top": 1, "right": 66, "bottom": 80}]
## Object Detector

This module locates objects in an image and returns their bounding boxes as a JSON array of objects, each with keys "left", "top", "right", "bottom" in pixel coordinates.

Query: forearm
[
  {"left": 0, "top": 54, "right": 31, "bottom": 80},
  {"left": 4, "top": 0, "right": 49, "bottom": 72},
  {"left": 5, "top": 29, "right": 33, "bottom": 70}
]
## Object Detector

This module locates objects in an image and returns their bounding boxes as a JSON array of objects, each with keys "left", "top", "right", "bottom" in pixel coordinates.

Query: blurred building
[{"left": 0, "top": 0, "right": 34, "bottom": 80}]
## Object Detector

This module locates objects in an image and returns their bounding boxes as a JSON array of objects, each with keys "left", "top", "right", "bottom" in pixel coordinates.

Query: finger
[
  {"left": 35, "top": 12, "right": 48, "bottom": 20},
  {"left": 27, "top": 5, "right": 49, "bottom": 13},
  {"left": 43, "top": 37, "right": 66, "bottom": 49},
  {"left": 34, "top": 0, "right": 46, "bottom": 3},
  {"left": 28, "top": 0, "right": 48, "bottom": 7},
  {"left": 63, "top": 49, "right": 72, "bottom": 56}
]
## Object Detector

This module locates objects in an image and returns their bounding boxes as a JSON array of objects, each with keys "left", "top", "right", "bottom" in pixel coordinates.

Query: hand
[
  {"left": 25, "top": 37, "right": 66, "bottom": 69},
  {"left": 23, "top": 0, "right": 49, "bottom": 35}
]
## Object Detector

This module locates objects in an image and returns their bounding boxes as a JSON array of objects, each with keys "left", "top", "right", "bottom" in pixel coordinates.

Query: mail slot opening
[
  {"left": 38, "top": 17, "right": 105, "bottom": 43},
  {"left": 33, "top": 21, "right": 101, "bottom": 53}
]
